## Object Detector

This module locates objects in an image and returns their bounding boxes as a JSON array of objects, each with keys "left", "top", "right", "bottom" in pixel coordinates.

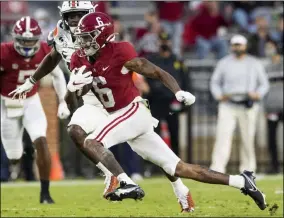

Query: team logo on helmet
[
  {"left": 12, "top": 16, "right": 42, "bottom": 57},
  {"left": 69, "top": 1, "right": 79, "bottom": 8}
]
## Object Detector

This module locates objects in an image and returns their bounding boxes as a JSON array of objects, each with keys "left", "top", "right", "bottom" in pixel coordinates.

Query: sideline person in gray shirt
[{"left": 210, "top": 34, "right": 269, "bottom": 174}]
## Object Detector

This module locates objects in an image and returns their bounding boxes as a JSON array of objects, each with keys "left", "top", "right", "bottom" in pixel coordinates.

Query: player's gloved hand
[
  {"left": 67, "top": 65, "right": 93, "bottom": 92},
  {"left": 57, "top": 101, "right": 70, "bottom": 119},
  {"left": 8, "top": 78, "right": 35, "bottom": 100},
  {"left": 175, "top": 90, "right": 196, "bottom": 106}
]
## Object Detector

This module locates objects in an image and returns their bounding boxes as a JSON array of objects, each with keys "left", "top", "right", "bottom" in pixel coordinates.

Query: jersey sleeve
[
  {"left": 47, "top": 24, "right": 59, "bottom": 46},
  {"left": 47, "top": 30, "right": 55, "bottom": 47},
  {"left": 70, "top": 52, "right": 79, "bottom": 71},
  {"left": 118, "top": 42, "right": 138, "bottom": 65}
]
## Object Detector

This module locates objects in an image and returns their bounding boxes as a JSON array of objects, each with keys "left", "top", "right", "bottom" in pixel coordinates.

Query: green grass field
[{"left": 1, "top": 175, "right": 283, "bottom": 217}]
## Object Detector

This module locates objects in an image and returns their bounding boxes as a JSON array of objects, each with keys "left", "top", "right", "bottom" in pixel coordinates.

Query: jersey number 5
[{"left": 93, "top": 76, "right": 115, "bottom": 108}]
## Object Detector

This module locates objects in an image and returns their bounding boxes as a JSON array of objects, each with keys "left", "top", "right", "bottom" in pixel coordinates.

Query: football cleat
[
  {"left": 178, "top": 192, "right": 195, "bottom": 213},
  {"left": 240, "top": 170, "right": 267, "bottom": 210},
  {"left": 105, "top": 181, "right": 145, "bottom": 201},
  {"left": 103, "top": 175, "right": 119, "bottom": 199},
  {"left": 40, "top": 194, "right": 55, "bottom": 204}
]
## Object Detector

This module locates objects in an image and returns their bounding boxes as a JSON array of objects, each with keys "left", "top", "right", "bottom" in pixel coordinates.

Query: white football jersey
[
  {"left": 47, "top": 20, "right": 75, "bottom": 63},
  {"left": 47, "top": 20, "right": 102, "bottom": 107}
]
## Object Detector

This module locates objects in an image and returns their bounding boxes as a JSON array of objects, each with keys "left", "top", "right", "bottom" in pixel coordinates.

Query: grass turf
[{"left": 1, "top": 176, "right": 283, "bottom": 217}]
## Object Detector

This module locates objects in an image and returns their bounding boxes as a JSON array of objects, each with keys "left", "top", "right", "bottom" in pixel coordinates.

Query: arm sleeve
[
  {"left": 255, "top": 61, "right": 270, "bottom": 98},
  {"left": 70, "top": 53, "right": 79, "bottom": 71},
  {"left": 50, "top": 65, "right": 67, "bottom": 102},
  {"left": 210, "top": 61, "right": 224, "bottom": 100}
]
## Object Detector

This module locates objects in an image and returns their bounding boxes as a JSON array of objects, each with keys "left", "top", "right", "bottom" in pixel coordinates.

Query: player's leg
[
  {"left": 128, "top": 132, "right": 194, "bottom": 212},
  {"left": 23, "top": 94, "right": 53, "bottom": 204},
  {"left": 162, "top": 169, "right": 195, "bottom": 212},
  {"left": 85, "top": 102, "right": 153, "bottom": 201},
  {"left": 1, "top": 102, "right": 24, "bottom": 165},
  {"left": 67, "top": 104, "right": 119, "bottom": 197},
  {"left": 129, "top": 130, "right": 266, "bottom": 211},
  {"left": 0, "top": 96, "right": 24, "bottom": 180},
  {"left": 174, "top": 160, "right": 266, "bottom": 210}
]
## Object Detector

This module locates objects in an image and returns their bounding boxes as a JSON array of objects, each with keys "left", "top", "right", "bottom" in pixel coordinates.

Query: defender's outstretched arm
[{"left": 32, "top": 48, "right": 62, "bottom": 82}]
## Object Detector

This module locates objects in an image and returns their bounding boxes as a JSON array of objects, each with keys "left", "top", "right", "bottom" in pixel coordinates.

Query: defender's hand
[
  {"left": 67, "top": 66, "right": 93, "bottom": 92},
  {"left": 175, "top": 90, "right": 196, "bottom": 106},
  {"left": 57, "top": 101, "right": 70, "bottom": 119},
  {"left": 8, "top": 78, "right": 34, "bottom": 100}
]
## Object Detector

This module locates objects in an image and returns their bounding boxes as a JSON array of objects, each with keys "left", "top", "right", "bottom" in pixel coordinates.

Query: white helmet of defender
[{"left": 58, "top": 1, "right": 95, "bottom": 33}]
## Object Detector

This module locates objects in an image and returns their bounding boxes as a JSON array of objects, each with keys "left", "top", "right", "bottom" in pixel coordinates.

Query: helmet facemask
[
  {"left": 75, "top": 23, "right": 116, "bottom": 57},
  {"left": 13, "top": 33, "right": 40, "bottom": 57},
  {"left": 61, "top": 10, "right": 89, "bottom": 33},
  {"left": 75, "top": 28, "right": 101, "bottom": 57}
]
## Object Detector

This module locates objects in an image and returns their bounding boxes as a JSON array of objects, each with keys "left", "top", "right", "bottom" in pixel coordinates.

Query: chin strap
[{"left": 69, "top": 26, "right": 76, "bottom": 33}]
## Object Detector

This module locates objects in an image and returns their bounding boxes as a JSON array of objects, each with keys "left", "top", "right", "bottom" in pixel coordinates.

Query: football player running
[
  {"left": 9, "top": 1, "right": 142, "bottom": 200},
  {"left": 69, "top": 12, "right": 267, "bottom": 211},
  {"left": 1, "top": 17, "right": 70, "bottom": 203}
]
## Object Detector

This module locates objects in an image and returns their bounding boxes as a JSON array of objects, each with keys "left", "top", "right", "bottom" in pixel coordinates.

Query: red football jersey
[
  {"left": 71, "top": 41, "right": 140, "bottom": 112},
  {"left": 0, "top": 41, "right": 51, "bottom": 98}
]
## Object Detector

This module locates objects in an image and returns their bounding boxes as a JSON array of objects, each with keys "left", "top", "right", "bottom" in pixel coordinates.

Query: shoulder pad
[
  {"left": 50, "top": 20, "right": 66, "bottom": 40},
  {"left": 47, "top": 30, "right": 55, "bottom": 46},
  {"left": 46, "top": 20, "right": 63, "bottom": 46}
]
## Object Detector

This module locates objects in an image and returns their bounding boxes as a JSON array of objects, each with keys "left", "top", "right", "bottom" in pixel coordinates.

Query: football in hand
[{"left": 73, "top": 67, "right": 93, "bottom": 97}]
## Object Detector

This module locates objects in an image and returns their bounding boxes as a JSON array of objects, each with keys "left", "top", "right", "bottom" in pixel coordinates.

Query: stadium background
[{"left": 0, "top": 1, "right": 283, "bottom": 181}]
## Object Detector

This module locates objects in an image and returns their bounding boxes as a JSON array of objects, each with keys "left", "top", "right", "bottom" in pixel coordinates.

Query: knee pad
[
  {"left": 6, "top": 150, "right": 23, "bottom": 160},
  {"left": 29, "top": 130, "right": 46, "bottom": 142},
  {"left": 162, "top": 162, "right": 177, "bottom": 177},
  {"left": 2, "top": 138, "right": 23, "bottom": 160}
]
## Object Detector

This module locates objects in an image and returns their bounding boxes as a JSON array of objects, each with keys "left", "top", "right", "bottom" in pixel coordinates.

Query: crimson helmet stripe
[
  {"left": 25, "top": 16, "right": 31, "bottom": 33},
  {"left": 69, "top": 1, "right": 78, "bottom": 8}
]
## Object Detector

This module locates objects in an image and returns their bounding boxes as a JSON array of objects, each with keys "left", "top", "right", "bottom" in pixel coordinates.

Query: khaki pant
[{"left": 210, "top": 102, "right": 259, "bottom": 173}]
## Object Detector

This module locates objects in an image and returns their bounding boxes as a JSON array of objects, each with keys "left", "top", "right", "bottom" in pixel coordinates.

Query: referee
[{"left": 210, "top": 35, "right": 270, "bottom": 173}]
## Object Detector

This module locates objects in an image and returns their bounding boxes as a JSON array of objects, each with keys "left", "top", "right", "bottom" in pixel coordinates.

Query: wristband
[{"left": 29, "top": 76, "right": 37, "bottom": 85}]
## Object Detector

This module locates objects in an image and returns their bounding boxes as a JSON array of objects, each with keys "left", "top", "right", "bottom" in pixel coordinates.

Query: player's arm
[
  {"left": 64, "top": 57, "right": 93, "bottom": 112},
  {"left": 125, "top": 58, "right": 181, "bottom": 93},
  {"left": 124, "top": 57, "right": 195, "bottom": 106},
  {"left": 30, "top": 48, "right": 62, "bottom": 83},
  {"left": 50, "top": 65, "right": 67, "bottom": 102},
  {"left": 64, "top": 89, "right": 79, "bottom": 113},
  {"left": 64, "top": 53, "right": 80, "bottom": 112},
  {"left": 50, "top": 66, "right": 70, "bottom": 119},
  {"left": 8, "top": 48, "right": 63, "bottom": 99}
]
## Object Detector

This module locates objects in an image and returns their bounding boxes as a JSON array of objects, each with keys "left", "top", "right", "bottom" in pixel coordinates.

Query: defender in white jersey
[{"left": 10, "top": 1, "right": 140, "bottom": 199}]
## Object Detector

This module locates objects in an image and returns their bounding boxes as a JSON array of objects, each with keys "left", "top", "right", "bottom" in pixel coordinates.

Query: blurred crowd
[
  {"left": 1, "top": 1, "right": 283, "bottom": 181},
  {"left": 1, "top": 1, "right": 283, "bottom": 60}
]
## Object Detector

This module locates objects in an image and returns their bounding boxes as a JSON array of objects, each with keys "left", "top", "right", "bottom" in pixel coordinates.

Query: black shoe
[
  {"left": 105, "top": 181, "right": 145, "bottom": 201},
  {"left": 40, "top": 193, "right": 55, "bottom": 204},
  {"left": 240, "top": 171, "right": 267, "bottom": 210}
]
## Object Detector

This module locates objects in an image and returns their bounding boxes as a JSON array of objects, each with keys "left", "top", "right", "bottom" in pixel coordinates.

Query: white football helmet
[{"left": 58, "top": 1, "right": 95, "bottom": 33}]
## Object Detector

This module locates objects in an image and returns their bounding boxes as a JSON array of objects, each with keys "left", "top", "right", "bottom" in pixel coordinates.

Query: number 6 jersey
[
  {"left": 70, "top": 41, "right": 140, "bottom": 113},
  {"left": 0, "top": 41, "right": 51, "bottom": 98}
]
